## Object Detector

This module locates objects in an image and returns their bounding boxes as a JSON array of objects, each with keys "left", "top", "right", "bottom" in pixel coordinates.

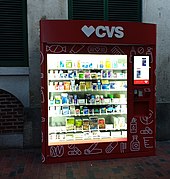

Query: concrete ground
[{"left": 0, "top": 141, "right": 170, "bottom": 179}]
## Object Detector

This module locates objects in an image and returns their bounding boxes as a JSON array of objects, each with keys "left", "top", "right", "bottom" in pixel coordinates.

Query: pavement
[{"left": 0, "top": 141, "right": 170, "bottom": 179}]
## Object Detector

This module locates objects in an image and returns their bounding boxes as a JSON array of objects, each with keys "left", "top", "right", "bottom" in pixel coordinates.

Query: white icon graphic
[
  {"left": 41, "top": 87, "right": 45, "bottom": 104},
  {"left": 50, "top": 146, "right": 64, "bottom": 157},
  {"left": 105, "top": 142, "right": 118, "bottom": 153},
  {"left": 46, "top": 45, "right": 67, "bottom": 53},
  {"left": 140, "top": 127, "right": 153, "bottom": 135},
  {"left": 42, "top": 153, "right": 45, "bottom": 163},
  {"left": 129, "top": 46, "right": 136, "bottom": 63},
  {"left": 137, "top": 47, "right": 145, "bottom": 54},
  {"left": 144, "top": 88, "right": 151, "bottom": 93},
  {"left": 41, "top": 117, "right": 45, "bottom": 122},
  {"left": 41, "top": 73, "right": 44, "bottom": 79},
  {"left": 68, "top": 144, "right": 82, "bottom": 156},
  {"left": 40, "top": 51, "right": 44, "bottom": 65},
  {"left": 41, "top": 132, "right": 43, "bottom": 143},
  {"left": 82, "top": 25, "right": 124, "bottom": 38},
  {"left": 81, "top": 25, "right": 95, "bottom": 37},
  {"left": 130, "top": 135, "right": 140, "bottom": 152},
  {"left": 120, "top": 142, "right": 127, "bottom": 153},
  {"left": 69, "top": 44, "right": 85, "bottom": 53},
  {"left": 110, "top": 46, "right": 125, "bottom": 55},
  {"left": 130, "top": 117, "right": 137, "bottom": 133},
  {"left": 87, "top": 45, "right": 107, "bottom": 53},
  {"left": 84, "top": 143, "right": 102, "bottom": 155},
  {"left": 140, "top": 110, "right": 154, "bottom": 125},
  {"left": 146, "top": 47, "right": 153, "bottom": 63},
  {"left": 143, "top": 137, "right": 154, "bottom": 148}
]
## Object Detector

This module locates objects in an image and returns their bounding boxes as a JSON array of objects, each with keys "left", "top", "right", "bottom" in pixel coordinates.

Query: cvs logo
[{"left": 81, "top": 25, "right": 124, "bottom": 38}]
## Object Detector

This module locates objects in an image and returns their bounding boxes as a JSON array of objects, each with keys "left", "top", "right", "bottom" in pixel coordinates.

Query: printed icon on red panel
[{"left": 130, "top": 135, "right": 140, "bottom": 152}]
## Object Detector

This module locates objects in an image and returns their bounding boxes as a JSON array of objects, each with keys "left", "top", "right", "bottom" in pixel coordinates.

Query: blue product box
[{"left": 102, "top": 84, "right": 110, "bottom": 90}]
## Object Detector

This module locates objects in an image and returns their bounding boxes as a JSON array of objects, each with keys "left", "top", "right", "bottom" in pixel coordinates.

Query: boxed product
[
  {"left": 70, "top": 106, "right": 75, "bottom": 115},
  {"left": 54, "top": 95, "right": 61, "bottom": 104},
  {"left": 66, "top": 60, "right": 72, "bottom": 68},
  {"left": 66, "top": 133, "right": 74, "bottom": 141},
  {"left": 60, "top": 60, "right": 65, "bottom": 68},
  {"left": 74, "top": 133, "right": 84, "bottom": 140},
  {"left": 78, "top": 99, "right": 86, "bottom": 104},
  {"left": 66, "top": 117, "right": 75, "bottom": 131},
  {"left": 98, "top": 118, "right": 105, "bottom": 129},
  {"left": 122, "top": 131, "right": 127, "bottom": 138},
  {"left": 49, "top": 133, "right": 56, "bottom": 141},
  {"left": 118, "top": 117, "right": 126, "bottom": 129},
  {"left": 85, "top": 81, "right": 92, "bottom": 90},
  {"left": 57, "top": 134, "right": 66, "bottom": 141},
  {"left": 62, "top": 106, "right": 70, "bottom": 115},
  {"left": 105, "top": 59, "right": 112, "bottom": 68},
  {"left": 83, "top": 118, "right": 89, "bottom": 130},
  {"left": 55, "top": 106, "right": 61, "bottom": 115},
  {"left": 80, "top": 82, "right": 86, "bottom": 90},
  {"left": 105, "top": 124, "right": 114, "bottom": 130},
  {"left": 92, "top": 131, "right": 101, "bottom": 139},
  {"left": 75, "top": 118, "right": 83, "bottom": 130},
  {"left": 89, "top": 116, "right": 98, "bottom": 130},
  {"left": 113, "top": 117, "right": 119, "bottom": 129},
  {"left": 64, "top": 82, "right": 70, "bottom": 90},
  {"left": 100, "top": 132, "right": 111, "bottom": 138},
  {"left": 78, "top": 72, "right": 85, "bottom": 79},
  {"left": 85, "top": 71, "right": 91, "bottom": 78},
  {"left": 61, "top": 93, "right": 68, "bottom": 104},
  {"left": 111, "top": 131, "right": 121, "bottom": 138},
  {"left": 91, "top": 73, "right": 97, "bottom": 79},
  {"left": 83, "top": 132, "right": 92, "bottom": 140}
]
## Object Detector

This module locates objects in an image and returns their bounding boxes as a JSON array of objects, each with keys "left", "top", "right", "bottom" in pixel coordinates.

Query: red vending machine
[{"left": 40, "top": 20, "right": 156, "bottom": 163}]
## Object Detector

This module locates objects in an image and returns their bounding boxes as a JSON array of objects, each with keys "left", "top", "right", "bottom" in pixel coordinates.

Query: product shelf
[
  {"left": 48, "top": 89, "right": 127, "bottom": 93},
  {"left": 48, "top": 77, "right": 127, "bottom": 81},
  {"left": 48, "top": 102, "right": 127, "bottom": 107},
  {"left": 49, "top": 128, "right": 127, "bottom": 134},
  {"left": 48, "top": 112, "right": 127, "bottom": 117},
  {"left": 48, "top": 137, "right": 127, "bottom": 146},
  {"left": 49, "top": 68, "right": 127, "bottom": 71}
]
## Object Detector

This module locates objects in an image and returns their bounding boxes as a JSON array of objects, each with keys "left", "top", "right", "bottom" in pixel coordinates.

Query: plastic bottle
[{"left": 97, "top": 80, "right": 101, "bottom": 90}]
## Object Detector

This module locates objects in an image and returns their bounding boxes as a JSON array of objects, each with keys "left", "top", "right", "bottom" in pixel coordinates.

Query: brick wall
[{"left": 0, "top": 89, "right": 24, "bottom": 134}]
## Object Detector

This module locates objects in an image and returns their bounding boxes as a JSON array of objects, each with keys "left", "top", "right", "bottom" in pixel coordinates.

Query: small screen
[{"left": 134, "top": 56, "right": 150, "bottom": 85}]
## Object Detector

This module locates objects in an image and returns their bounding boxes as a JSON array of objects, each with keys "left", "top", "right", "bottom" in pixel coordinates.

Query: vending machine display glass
[{"left": 47, "top": 54, "right": 127, "bottom": 146}]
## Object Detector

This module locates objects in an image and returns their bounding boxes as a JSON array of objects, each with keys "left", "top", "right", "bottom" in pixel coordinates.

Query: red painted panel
[{"left": 40, "top": 20, "right": 156, "bottom": 45}]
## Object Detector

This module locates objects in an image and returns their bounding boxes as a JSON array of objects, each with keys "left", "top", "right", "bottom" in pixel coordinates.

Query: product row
[
  {"left": 49, "top": 130, "right": 127, "bottom": 142},
  {"left": 48, "top": 69, "right": 127, "bottom": 80},
  {"left": 49, "top": 116, "right": 127, "bottom": 131},
  {"left": 48, "top": 104, "right": 127, "bottom": 116},
  {"left": 49, "top": 93, "right": 127, "bottom": 106},
  {"left": 48, "top": 80, "right": 127, "bottom": 91},
  {"left": 48, "top": 56, "right": 127, "bottom": 69}
]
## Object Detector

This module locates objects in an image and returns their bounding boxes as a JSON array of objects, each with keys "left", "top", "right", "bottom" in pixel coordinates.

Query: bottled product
[{"left": 97, "top": 80, "right": 101, "bottom": 90}]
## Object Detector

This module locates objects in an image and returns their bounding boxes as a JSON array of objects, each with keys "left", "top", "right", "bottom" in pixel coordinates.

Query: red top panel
[{"left": 40, "top": 20, "right": 156, "bottom": 45}]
